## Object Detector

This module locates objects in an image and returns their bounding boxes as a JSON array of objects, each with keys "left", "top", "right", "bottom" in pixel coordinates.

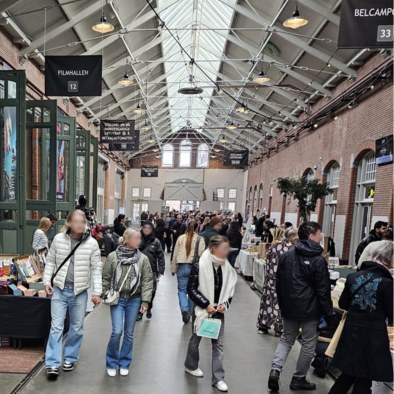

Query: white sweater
[
  {"left": 43, "top": 232, "right": 102, "bottom": 295},
  {"left": 171, "top": 234, "right": 206, "bottom": 274},
  {"left": 32, "top": 229, "right": 48, "bottom": 251}
]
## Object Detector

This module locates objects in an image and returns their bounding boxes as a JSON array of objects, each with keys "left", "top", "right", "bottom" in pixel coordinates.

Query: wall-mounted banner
[
  {"left": 45, "top": 55, "right": 102, "bottom": 96},
  {"left": 376, "top": 135, "right": 393, "bottom": 165},
  {"left": 338, "top": 0, "right": 393, "bottom": 48},
  {"left": 141, "top": 166, "right": 159, "bottom": 177},
  {"left": 223, "top": 150, "right": 249, "bottom": 167},
  {"left": 100, "top": 119, "right": 139, "bottom": 150}
]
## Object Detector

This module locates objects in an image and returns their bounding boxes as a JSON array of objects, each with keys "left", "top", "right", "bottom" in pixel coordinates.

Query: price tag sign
[{"left": 377, "top": 25, "right": 393, "bottom": 42}]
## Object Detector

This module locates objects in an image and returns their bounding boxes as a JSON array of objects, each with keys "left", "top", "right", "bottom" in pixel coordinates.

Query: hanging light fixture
[
  {"left": 155, "top": 154, "right": 161, "bottom": 159},
  {"left": 214, "top": 148, "right": 220, "bottom": 152},
  {"left": 211, "top": 154, "right": 217, "bottom": 159},
  {"left": 253, "top": 69, "right": 270, "bottom": 84},
  {"left": 133, "top": 103, "right": 145, "bottom": 115},
  {"left": 152, "top": 148, "right": 159, "bottom": 152},
  {"left": 148, "top": 135, "right": 155, "bottom": 143},
  {"left": 236, "top": 104, "right": 249, "bottom": 114},
  {"left": 219, "top": 135, "right": 227, "bottom": 143},
  {"left": 226, "top": 121, "right": 237, "bottom": 130},
  {"left": 141, "top": 121, "right": 150, "bottom": 131},
  {"left": 283, "top": 0, "right": 308, "bottom": 29},
  {"left": 188, "top": 58, "right": 194, "bottom": 69},
  {"left": 158, "top": 21, "right": 165, "bottom": 32},
  {"left": 92, "top": 15, "right": 114, "bottom": 33},
  {"left": 118, "top": 73, "right": 133, "bottom": 87}
]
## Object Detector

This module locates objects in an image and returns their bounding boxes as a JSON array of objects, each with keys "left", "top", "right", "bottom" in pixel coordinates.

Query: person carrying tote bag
[
  {"left": 184, "top": 236, "right": 237, "bottom": 393},
  {"left": 101, "top": 228, "right": 153, "bottom": 378}
]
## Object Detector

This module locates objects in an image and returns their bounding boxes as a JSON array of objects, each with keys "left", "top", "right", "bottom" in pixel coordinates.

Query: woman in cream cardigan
[
  {"left": 184, "top": 236, "right": 237, "bottom": 393},
  {"left": 172, "top": 221, "right": 205, "bottom": 324}
]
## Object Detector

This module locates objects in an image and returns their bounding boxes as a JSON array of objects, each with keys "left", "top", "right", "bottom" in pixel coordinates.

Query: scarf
[
  {"left": 211, "top": 254, "right": 226, "bottom": 270},
  {"left": 114, "top": 246, "right": 141, "bottom": 295},
  {"left": 194, "top": 249, "right": 238, "bottom": 331}
]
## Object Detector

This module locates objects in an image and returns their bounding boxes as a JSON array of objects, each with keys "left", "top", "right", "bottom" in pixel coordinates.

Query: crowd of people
[{"left": 30, "top": 200, "right": 393, "bottom": 393}]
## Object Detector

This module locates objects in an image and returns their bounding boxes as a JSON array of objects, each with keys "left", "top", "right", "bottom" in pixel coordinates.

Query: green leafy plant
[{"left": 277, "top": 176, "right": 332, "bottom": 223}]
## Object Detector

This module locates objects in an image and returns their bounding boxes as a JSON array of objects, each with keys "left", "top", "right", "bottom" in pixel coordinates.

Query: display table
[
  {"left": 0, "top": 295, "right": 51, "bottom": 339},
  {"left": 252, "top": 258, "right": 266, "bottom": 293},
  {"left": 236, "top": 250, "right": 257, "bottom": 279}
]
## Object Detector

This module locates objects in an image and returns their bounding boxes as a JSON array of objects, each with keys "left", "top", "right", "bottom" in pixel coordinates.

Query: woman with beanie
[
  {"left": 184, "top": 236, "right": 237, "bottom": 392},
  {"left": 102, "top": 228, "right": 153, "bottom": 377}
]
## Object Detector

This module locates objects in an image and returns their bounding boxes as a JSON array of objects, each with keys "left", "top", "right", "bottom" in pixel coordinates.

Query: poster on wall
[
  {"left": 56, "top": 123, "right": 66, "bottom": 202},
  {"left": 1, "top": 107, "right": 17, "bottom": 201},
  {"left": 100, "top": 120, "right": 139, "bottom": 151},
  {"left": 141, "top": 166, "right": 158, "bottom": 177},
  {"left": 223, "top": 150, "right": 249, "bottom": 167},
  {"left": 338, "top": 0, "right": 393, "bottom": 48},
  {"left": 376, "top": 135, "right": 393, "bottom": 165},
  {"left": 45, "top": 55, "right": 102, "bottom": 96}
]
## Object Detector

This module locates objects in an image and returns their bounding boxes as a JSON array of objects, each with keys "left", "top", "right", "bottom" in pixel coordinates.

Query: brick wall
[{"left": 246, "top": 55, "right": 393, "bottom": 262}]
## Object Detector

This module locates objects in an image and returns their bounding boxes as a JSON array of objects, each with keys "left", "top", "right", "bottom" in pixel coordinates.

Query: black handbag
[{"left": 192, "top": 236, "right": 202, "bottom": 265}]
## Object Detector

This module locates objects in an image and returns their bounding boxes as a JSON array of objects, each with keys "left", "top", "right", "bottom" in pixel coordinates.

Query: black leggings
[{"left": 329, "top": 373, "right": 372, "bottom": 394}]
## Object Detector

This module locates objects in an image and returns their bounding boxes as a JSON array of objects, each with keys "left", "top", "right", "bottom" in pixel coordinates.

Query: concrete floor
[{"left": 14, "top": 255, "right": 333, "bottom": 394}]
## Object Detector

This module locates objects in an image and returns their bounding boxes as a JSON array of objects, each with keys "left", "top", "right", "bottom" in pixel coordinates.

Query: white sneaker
[
  {"left": 106, "top": 368, "right": 117, "bottom": 377},
  {"left": 215, "top": 381, "right": 228, "bottom": 392},
  {"left": 185, "top": 367, "right": 204, "bottom": 377},
  {"left": 119, "top": 368, "right": 129, "bottom": 376}
]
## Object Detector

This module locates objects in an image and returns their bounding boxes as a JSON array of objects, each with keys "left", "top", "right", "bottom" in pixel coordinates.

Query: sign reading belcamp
[
  {"left": 100, "top": 119, "right": 139, "bottom": 151},
  {"left": 45, "top": 55, "right": 102, "bottom": 96},
  {"left": 338, "top": 0, "right": 393, "bottom": 48},
  {"left": 223, "top": 150, "right": 249, "bottom": 167},
  {"left": 141, "top": 166, "right": 159, "bottom": 177}
]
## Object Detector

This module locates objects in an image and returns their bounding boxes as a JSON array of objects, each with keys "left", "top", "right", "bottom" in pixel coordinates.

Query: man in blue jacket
[{"left": 268, "top": 221, "right": 334, "bottom": 392}]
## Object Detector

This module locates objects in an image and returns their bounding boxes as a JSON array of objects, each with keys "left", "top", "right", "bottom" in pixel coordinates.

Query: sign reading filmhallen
[{"left": 45, "top": 55, "right": 102, "bottom": 96}]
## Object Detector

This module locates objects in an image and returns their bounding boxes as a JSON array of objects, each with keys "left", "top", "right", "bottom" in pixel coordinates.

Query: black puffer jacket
[
  {"left": 276, "top": 240, "right": 332, "bottom": 321},
  {"left": 140, "top": 234, "right": 165, "bottom": 276},
  {"left": 354, "top": 229, "right": 381, "bottom": 264}
]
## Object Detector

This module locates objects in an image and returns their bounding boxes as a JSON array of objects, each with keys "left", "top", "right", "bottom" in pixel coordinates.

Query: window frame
[
  {"left": 162, "top": 143, "right": 174, "bottom": 168},
  {"left": 196, "top": 143, "right": 209, "bottom": 168},
  {"left": 179, "top": 139, "right": 192, "bottom": 168},
  {"left": 228, "top": 188, "right": 237, "bottom": 199},
  {"left": 143, "top": 187, "right": 151, "bottom": 198}
]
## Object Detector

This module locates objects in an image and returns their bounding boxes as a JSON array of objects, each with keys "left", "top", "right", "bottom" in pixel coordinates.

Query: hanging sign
[
  {"left": 141, "top": 166, "right": 159, "bottom": 177},
  {"left": 338, "top": 0, "right": 393, "bottom": 48},
  {"left": 100, "top": 119, "right": 139, "bottom": 151},
  {"left": 223, "top": 150, "right": 249, "bottom": 167},
  {"left": 45, "top": 55, "right": 102, "bottom": 96},
  {"left": 376, "top": 135, "right": 393, "bottom": 165}
]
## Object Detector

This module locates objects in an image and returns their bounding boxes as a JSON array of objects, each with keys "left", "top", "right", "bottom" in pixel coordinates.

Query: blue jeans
[
  {"left": 45, "top": 286, "right": 88, "bottom": 368},
  {"left": 106, "top": 296, "right": 141, "bottom": 369},
  {"left": 176, "top": 264, "right": 193, "bottom": 315}
]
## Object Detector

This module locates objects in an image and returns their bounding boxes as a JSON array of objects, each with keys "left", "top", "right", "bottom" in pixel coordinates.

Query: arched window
[
  {"left": 304, "top": 168, "right": 315, "bottom": 181},
  {"left": 162, "top": 144, "right": 174, "bottom": 167},
  {"left": 323, "top": 162, "right": 340, "bottom": 239},
  {"left": 350, "top": 151, "right": 376, "bottom": 260},
  {"left": 179, "top": 139, "right": 192, "bottom": 167},
  {"left": 197, "top": 143, "right": 209, "bottom": 168}
]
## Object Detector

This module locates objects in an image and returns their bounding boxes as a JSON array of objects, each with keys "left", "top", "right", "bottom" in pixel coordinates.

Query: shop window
[
  {"left": 197, "top": 143, "right": 209, "bottom": 168},
  {"left": 350, "top": 152, "right": 376, "bottom": 261},
  {"left": 143, "top": 187, "right": 151, "bottom": 198},
  {"left": 228, "top": 202, "right": 236, "bottom": 212},
  {"left": 132, "top": 187, "right": 140, "bottom": 197},
  {"left": 162, "top": 144, "right": 174, "bottom": 167},
  {"left": 179, "top": 139, "right": 192, "bottom": 167},
  {"left": 217, "top": 188, "right": 225, "bottom": 199},
  {"left": 141, "top": 203, "right": 148, "bottom": 212},
  {"left": 323, "top": 162, "right": 340, "bottom": 239},
  {"left": 228, "top": 188, "right": 237, "bottom": 199}
]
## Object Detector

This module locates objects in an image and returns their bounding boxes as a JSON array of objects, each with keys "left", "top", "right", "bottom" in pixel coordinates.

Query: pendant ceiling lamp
[
  {"left": 236, "top": 104, "right": 249, "bottom": 114},
  {"left": 133, "top": 103, "right": 145, "bottom": 115},
  {"left": 219, "top": 135, "right": 227, "bottom": 143},
  {"left": 92, "top": 15, "right": 114, "bottom": 33},
  {"left": 141, "top": 121, "right": 150, "bottom": 131},
  {"left": 253, "top": 69, "right": 270, "bottom": 84},
  {"left": 118, "top": 73, "right": 133, "bottom": 87},
  {"left": 283, "top": 1, "right": 308, "bottom": 29},
  {"left": 226, "top": 121, "right": 237, "bottom": 130},
  {"left": 148, "top": 135, "right": 155, "bottom": 143}
]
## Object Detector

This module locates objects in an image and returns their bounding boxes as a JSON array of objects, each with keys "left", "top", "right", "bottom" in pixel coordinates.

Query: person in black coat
[
  {"left": 329, "top": 240, "right": 393, "bottom": 394},
  {"left": 139, "top": 221, "right": 165, "bottom": 319},
  {"left": 268, "top": 221, "right": 334, "bottom": 392},
  {"left": 154, "top": 218, "right": 166, "bottom": 252},
  {"left": 354, "top": 221, "right": 388, "bottom": 264},
  {"left": 113, "top": 214, "right": 127, "bottom": 237},
  {"left": 226, "top": 221, "right": 243, "bottom": 267}
]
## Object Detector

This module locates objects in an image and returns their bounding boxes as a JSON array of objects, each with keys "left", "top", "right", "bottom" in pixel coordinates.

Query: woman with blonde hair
[
  {"left": 102, "top": 228, "right": 153, "bottom": 377},
  {"left": 43, "top": 209, "right": 102, "bottom": 379},
  {"left": 32, "top": 217, "right": 52, "bottom": 253},
  {"left": 185, "top": 236, "right": 237, "bottom": 392},
  {"left": 172, "top": 221, "right": 205, "bottom": 324}
]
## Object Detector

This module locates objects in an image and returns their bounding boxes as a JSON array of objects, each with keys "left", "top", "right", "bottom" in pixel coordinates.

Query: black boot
[
  {"left": 136, "top": 312, "right": 143, "bottom": 321},
  {"left": 268, "top": 369, "right": 280, "bottom": 392},
  {"left": 182, "top": 311, "right": 190, "bottom": 324},
  {"left": 290, "top": 376, "right": 316, "bottom": 391},
  {"left": 146, "top": 309, "right": 152, "bottom": 319}
]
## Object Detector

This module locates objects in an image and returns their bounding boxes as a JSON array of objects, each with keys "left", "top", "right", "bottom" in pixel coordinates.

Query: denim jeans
[
  {"left": 176, "top": 263, "right": 193, "bottom": 315},
  {"left": 45, "top": 286, "right": 88, "bottom": 368},
  {"left": 271, "top": 318, "right": 319, "bottom": 378},
  {"left": 106, "top": 295, "right": 141, "bottom": 369}
]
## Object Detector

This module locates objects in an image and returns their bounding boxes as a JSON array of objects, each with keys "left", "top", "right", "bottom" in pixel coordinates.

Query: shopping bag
[
  {"left": 197, "top": 318, "right": 222, "bottom": 340},
  {"left": 325, "top": 312, "right": 347, "bottom": 358}
]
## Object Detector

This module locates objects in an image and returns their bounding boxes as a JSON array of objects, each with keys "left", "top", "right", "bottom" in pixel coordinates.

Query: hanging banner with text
[
  {"left": 376, "top": 135, "right": 393, "bottom": 165},
  {"left": 141, "top": 166, "right": 159, "bottom": 177},
  {"left": 223, "top": 150, "right": 249, "bottom": 167},
  {"left": 45, "top": 55, "right": 102, "bottom": 96},
  {"left": 338, "top": 0, "right": 393, "bottom": 48},
  {"left": 100, "top": 119, "right": 139, "bottom": 151}
]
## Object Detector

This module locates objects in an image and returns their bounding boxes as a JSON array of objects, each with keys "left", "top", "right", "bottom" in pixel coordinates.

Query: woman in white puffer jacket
[{"left": 43, "top": 209, "right": 102, "bottom": 379}]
